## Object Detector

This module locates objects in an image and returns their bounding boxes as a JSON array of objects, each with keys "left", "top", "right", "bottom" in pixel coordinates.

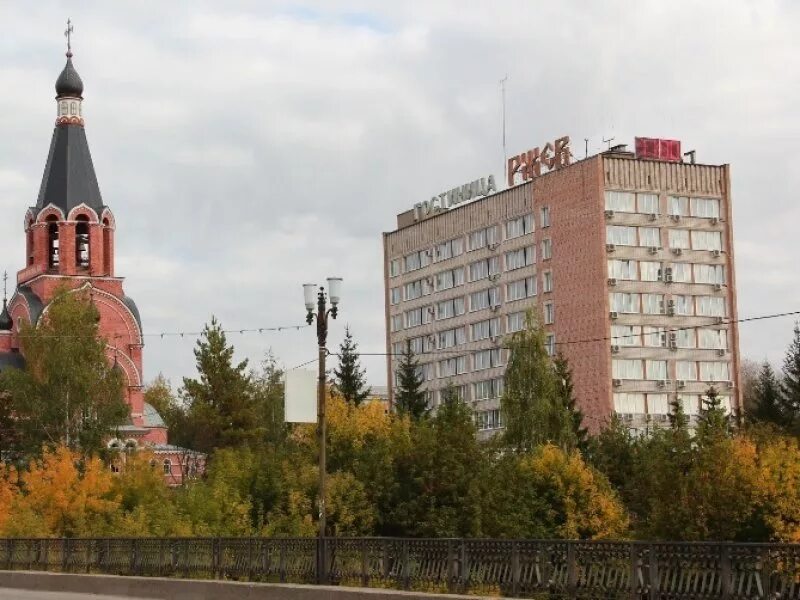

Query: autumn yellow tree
[
  {"left": 4, "top": 446, "right": 120, "bottom": 537},
  {"left": 756, "top": 435, "right": 800, "bottom": 541},
  {"left": 0, "top": 464, "right": 16, "bottom": 534}
]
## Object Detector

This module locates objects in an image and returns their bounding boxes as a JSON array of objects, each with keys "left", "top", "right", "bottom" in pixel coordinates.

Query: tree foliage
[
  {"left": 749, "top": 362, "right": 785, "bottom": 428},
  {"left": 780, "top": 323, "right": 800, "bottom": 433},
  {"left": 393, "top": 341, "right": 428, "bottom": 421},
  {"left": 0, "top": 288, "right": 127, "bottom": 458},
  {"left": 332, "top": 326, "right": 370, "bottom": 405}
]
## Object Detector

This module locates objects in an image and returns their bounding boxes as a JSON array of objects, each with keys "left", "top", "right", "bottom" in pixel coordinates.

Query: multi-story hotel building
[{"left": 382, "top": 139, "right": 740, "bottom": 433}]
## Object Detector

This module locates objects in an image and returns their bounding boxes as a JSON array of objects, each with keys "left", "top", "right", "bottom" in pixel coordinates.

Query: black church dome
[
  {"left": 55, "top": 56, "right": 84, "bottom": 98},
  {"left": 0, "top": 301, "right": 12, "bottom": 331}
]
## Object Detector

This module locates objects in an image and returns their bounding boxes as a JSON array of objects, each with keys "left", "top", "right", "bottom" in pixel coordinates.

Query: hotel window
[
  {"left": 435, "top": 237, "right": 464, "bottom": 262},
  {"left": 418, "top": 363, "right": 435, "bottom": 382},
  {"left": 389, "top": 259, "right": 401, "bottom": 277},
  {"left": 424, "top": 335, "right": 436, "bottom": 352},
  {"left": 642, "top": 293, "right": 665, "bottom": 315},
  {"left": 608, "top": 259, "right": 638, "bottom": 280},
  {"left": 540, "top": 206, "right": 551, "bottom": 227},
  {"left": 607, "top": 225, "right": 637, "bottom": 246},
  {"left": 475, "top": 409, "right": 503, "bottom": 431},
  {"left": 639, "top": 227, "right": 661, "bottom": 247},
  {"left": 543, "top": 271, "right": 553, "bottom": 293},
  {"left": 438, "top": 327, "right": 466, "bottom": 349},
  {"left": 473, "top": 348, "right": 504, "bottom": 371},
  {"left": 680, "top": 395, "right": 700, "bottom": 416},
  {"left": 676, "top": 328, "right": 696, "bottom": 348},
  {"left": 614, "top": 393, "right": 645, "bottom": 414},
  {"left": 646, "top": 360, "right": 668, "bottom": 380},
  {"left": 405, "top": 308, "right": 423, "bottom": 328},
  {"left": 438, "top": 355, "right": 467, "bottom": 378},
  {"left": 391, "top": 342, "right": 404, "bottom": 356},
  {"left": 435, "top": 267, "right": 465, "bottom": 291},
  {"left": 471, "top": 318, "right": 501, "bottom": 341},
  {"left": 668, "top": 196, "right": 689, "bottom": 217},
  {"left": 647, "top": 394, "right": 670, "bottom": 415},
  {"left": 690, "top": 197, "right": 720, "bottom": 219},
  {"left": 696, "top": 296, "right": 726, "bottom": 317},
  {"left": 469, "top": 257, "right": 501, "bottom": 281},
  {"left": 506, "top": 276, "right": 536, "bottom": 301},
  {"left": 694, "top": 264, "right": 724, "bottom": 285},
  {"left": 404, "top": 279, "right": 423, "bottom": 301},
  {"left": 505, "top": 247, "right": 534, "bottom": 271},
  {"left": 691, "top": 231, "right": 722, "bottom": 251},
  {"left": 698, "top": 328, "right": 727, "bottom": 350},
  {"left": 637, "top": 193, "right": 659, "bottom": 215},
  {"left": 640, "top": 261, "right": 661, "bottom": 282},
  {"left": 390, "top": 314, "right": 404, "bottom": 332},
  {"left": 668, "top": 229, "right": 690, "bottom": 249},
  {"left": 506, "top": 214, "right": 534, "bottom": 239},
  {"left": 390, "top": 287, "right": 401, "bottom": 305},
  {"left": 612, "top": 325, "right": 641, "bottom": 347},
  {"left": 469, "top": 287, "right": 500, "bottom": 312},
  {"left": 436, "top": 297, "right": 466, "bottom": 320},
  {"left": 673, "top": 294, "right": 694, "bottom": 315},
  {"left": 672, "top": 262, "right": 692, "bottom": 283},
  {"left": 677, "top": 361, "right": 698, "bottom": 381},
  {"left": 643, "top": 326, "right": 667, "bottom": 348},
  {"left": 605, "top": 191, "right": 636, "bottom": 212},
  {"left": 610, "top": 292, "right": 640, "bottom": 313},
  {"left": 404, "top": 249, "right": 431, "bottom": 272},
  {"left": 612, "top": 359, "right": 643, "bottom": 380},
  {"left": 541, "top": 238, "right": 552, "bottom": 260},
  {"left": 545, "top": 334, "right": 556, "bottom": 356},
  {"left": 407, "top": 336, "right": 424, "bottom": 354},
  {"left": 699, "top": 361, "right": 730, "bottom": 382},
  {"left": 438, "top": 385, "right": 468, "bottom": 404},
  {"left": 473, "top": 378, "right": 504, "bottom": 401},
  {"left": 543, "top": 302, "right": 554, "bottom": 325},
  {"left": 468, "top": 225, "right": 499, "bottom": 251},
  {"left": 507, "top": 311, "right": 526, "bottom": 333}
]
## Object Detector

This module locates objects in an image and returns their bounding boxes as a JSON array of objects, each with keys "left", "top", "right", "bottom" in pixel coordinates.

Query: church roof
[
  {"left": 55, "top": 56, "right": 84, "bottom": 99},
  {"left": 16, "top": 286, "right": 44, "bottom": 325},
  {"left": 36, "top": 123, "right": 103, "bottom": 216},
  {"left": 122, "top": 296, "right": 143, "bottom": 331},
  {"left": 142, "top": 403, "right": 166, "bottom": 428}
]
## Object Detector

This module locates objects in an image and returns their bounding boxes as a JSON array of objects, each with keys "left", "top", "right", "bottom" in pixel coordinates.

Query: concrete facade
[{"left": 383, "top": 147, "right": 740, "bottom": 433}]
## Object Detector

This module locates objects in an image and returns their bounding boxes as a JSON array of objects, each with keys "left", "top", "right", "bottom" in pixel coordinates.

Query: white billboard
[{"left": 285, "top": 369, "right": 317, "bottom": 423}]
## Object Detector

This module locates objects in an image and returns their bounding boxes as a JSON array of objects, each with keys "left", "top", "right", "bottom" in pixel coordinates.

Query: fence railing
[{"left": 1, "top": 538, "right": 799, "bottom": 599}]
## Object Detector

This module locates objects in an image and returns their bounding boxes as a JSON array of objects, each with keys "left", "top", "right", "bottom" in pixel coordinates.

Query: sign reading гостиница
[{"left": 413, "top": 175, "right": 497, "bottom": 222}]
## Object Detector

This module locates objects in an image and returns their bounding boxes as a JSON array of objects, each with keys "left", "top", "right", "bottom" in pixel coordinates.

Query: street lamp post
[{"left": 303, "top": 277, "right": 341, "bottom": 583}]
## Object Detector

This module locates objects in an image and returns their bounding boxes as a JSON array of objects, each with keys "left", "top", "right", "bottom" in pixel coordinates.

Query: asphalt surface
[{"left": 0, "top": 590, "right": 150, "bottom": 600}]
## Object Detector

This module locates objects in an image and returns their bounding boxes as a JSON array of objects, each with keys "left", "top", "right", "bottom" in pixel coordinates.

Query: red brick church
[{"left": 0, "top": 42, "right": 202, "bottom": 482}]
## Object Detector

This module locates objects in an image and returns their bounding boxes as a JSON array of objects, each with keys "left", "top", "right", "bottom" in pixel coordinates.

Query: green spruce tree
[
  {"left": 502, "top": 310, "right": 576, "bottom": 452},
  {"left": 780, "top": 323, "right": 800, "bottom": 432},
  {"left": 750, "top": 362, "right": 785, "bottom": 428},
  {"left": 333, "top": 326, "right": 370, "bottom": 405},
  {"left": 394, "top": 340, "right": 428, "bottom": 420},
  {"left": 553, "top": 353, "right": 588, "bottom": 451},
  {"left": 696, "top": 385, "right": 730, "bottom": 440},
  {"left": 180, "top": 316, "right": 261, "bottom": 453}
]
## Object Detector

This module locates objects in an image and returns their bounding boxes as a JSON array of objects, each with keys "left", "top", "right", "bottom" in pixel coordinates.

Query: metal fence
[{"left": 1, "top": 538, "right": 800, "bottom": 599}]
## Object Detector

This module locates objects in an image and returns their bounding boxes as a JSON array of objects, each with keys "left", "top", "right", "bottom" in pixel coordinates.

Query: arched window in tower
[
  {"left": 76, "top": 215, "right": 90, "bottom": 269},
  {"left": 102, "top": 218, "right": 111, "bottom": 274},
  {"left": 46, "top": 216, "right": 59, "bottom": 269},
  {"left": 163, "top": 459, "right": 172, "bottom": 475},
  {"left": 26, "top": 220, "right": 34, "bottom": 266}
]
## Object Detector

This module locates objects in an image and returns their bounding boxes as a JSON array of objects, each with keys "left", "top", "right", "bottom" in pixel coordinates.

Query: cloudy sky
[{"left": 0, "top": 1, "right": 798, "bottom": 388}]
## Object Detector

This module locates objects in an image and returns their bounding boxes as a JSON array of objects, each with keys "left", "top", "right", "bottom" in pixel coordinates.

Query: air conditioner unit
[
  {"left": 672, "top": 248, "right": 683, "bottom": 256},
  {"left": 677, "top": 380, "right": 686, "bottom": 389},
  {"left": 716, "top": 348, "right": 726, "bottom": 357},
  {"left": 712, "top": 249, "right": 722, "bottom": 258},
  {"left": 491, "top": 304, "right": 501, "bottom": 312},
  {"left": 609, "top": 311, "right": 619, "bottom": 320},
  {"left": 670, "top": 214, "right": 682, "bottom": 222},
  {"left": 666, "top": 307, "right": 675, "bottom": 316},
  {"left": 710, "top": 217, "right": 719, "bottom": 225},
  {"left": 723, "top": 380, "right": 733, "bottom": 389},
  {"left": 426, "top": 277, "right": 434, "bottom": 286},
  {"left": 713, "top": 283, "right": 723, "bottom": 291},
  {"left": 667, "top": 299, "right": 676, "bottom": 307},
  {"left": 657, "top": 379, "right": 668, "bottom": 388},
  {"left": 606, "top": 243, "right": 616, "bottom": 253},
  {"left": 665, "top": 273, "right": 674, "bottom": 284},
  {"left": 669, "top": 341, "right": 678, "bottom": 351},
  {"left": 608, "top": 277, "right": 618, "bottom": 287},
  {"left": 715, "top": 316, "right": 725, "bottom": 325},
  {"left": 604, "top": 209, "right": 615, "bottom": 219},
  {"left": 648, "top": 246, "right": 660, "bottom": 255},
  {"left": 648, "top": 213, "right": 658, "bottom": 221},
  {"left": 488, "top": 242, "right": 500, "bottom": 251},
  {"left": 611, "top": 344, "right": 620, "bottom": 354},
  {"left": 489, "top": 273, "right": 501, "bottom": 281},
  {"left": 612, "top": 378, "right": 622, "bottom": 387}
]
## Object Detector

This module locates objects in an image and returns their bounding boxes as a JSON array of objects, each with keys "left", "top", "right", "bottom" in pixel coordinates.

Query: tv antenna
[
  {"left": 500, "top": 74, "right": 508, "bottom": 182},
  {"left": 602, "top": 136, "right": 615, "bottom": 150}
]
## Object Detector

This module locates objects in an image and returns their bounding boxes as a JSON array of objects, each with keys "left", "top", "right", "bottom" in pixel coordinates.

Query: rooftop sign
[
  {"left": 507, "top": 136, "right": 572, "bottom": 187},
  {"left": 635, "top": 137, "right": 682, "bottom": 162},
  {"left": 413, "top": 175, "right": 497, "bottom": 222}
]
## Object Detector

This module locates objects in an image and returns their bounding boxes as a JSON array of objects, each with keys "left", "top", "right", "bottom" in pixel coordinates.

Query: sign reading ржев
[{"left": 507, "top": 136, "right": 572, "bottom": 187}]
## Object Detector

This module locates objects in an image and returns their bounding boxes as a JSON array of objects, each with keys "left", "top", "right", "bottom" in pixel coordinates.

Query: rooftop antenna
[
  {"left": 584, "top": 138, "right": 589, "bottom": 159},
  {"left": 64, "top": 18, "right": 74, "bottom": 57},
  {"left": 2, "top": 271, "right": 7, "bottom": 305},
  {"left": 602, "top": 136, "right": 615, "bottom": 150},
  {"left": 500, "top": 74, "right": 508, "bottom": 183}
]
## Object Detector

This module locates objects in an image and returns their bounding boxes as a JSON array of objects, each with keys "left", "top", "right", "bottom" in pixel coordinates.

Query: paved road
[{"left": 0, "top": 590, "right": 149, "bottom": 599}]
